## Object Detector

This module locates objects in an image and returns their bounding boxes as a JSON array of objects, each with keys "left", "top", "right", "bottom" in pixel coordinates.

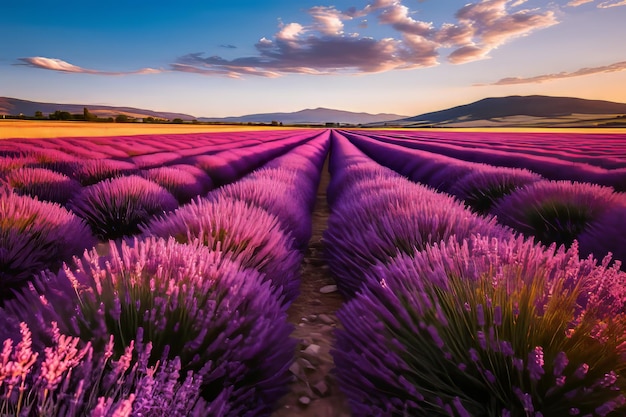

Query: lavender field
[{"left": 1, "top": 128, "right": 626, "bottom": 416}]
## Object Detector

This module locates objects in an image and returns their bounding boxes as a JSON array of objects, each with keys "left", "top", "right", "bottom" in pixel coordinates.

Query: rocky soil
[{"left": 271, "top": 159, "right": 352, "bottom": 417}]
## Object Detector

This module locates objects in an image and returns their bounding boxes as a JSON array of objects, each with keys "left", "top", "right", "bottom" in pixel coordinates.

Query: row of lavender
[
  {"left": 0, "top": 130, "right": 321, "bottom": 292},
  {"left": 348, "top": 129, "right": 626, "bottom": 188},
  {"left": 0, "top": 131, "right": 330, "bottom": 415},
  {"left": 341, "top": 130, "right": 626, "bottom": 266},
  {"left": 326, "top": 131, "right": 626, "bottom": 416},
  {"left": 0, "top": 129, "right": 319, "bottom": 206}
]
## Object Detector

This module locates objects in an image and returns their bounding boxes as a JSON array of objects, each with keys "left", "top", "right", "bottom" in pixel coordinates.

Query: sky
[{"left": 1, "top": 0, "right": 626, "bottom": 118}]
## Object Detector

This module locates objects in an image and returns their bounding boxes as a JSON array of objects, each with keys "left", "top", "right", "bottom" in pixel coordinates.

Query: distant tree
[
  {"left": 50, "top": 110, "right": 72, "bottom": 120},
  {"left": 172, "top": 118, "right": 184, "bottom": 124},
  {"left": 144, "top": 116, "right": 155, "bottom": 123},
  {"left": 271, "top": 120, "right": 279, "bottom": 126},
  {"left": 83, "top": 107, "right": 96, "bottom": 121},
  {"left": 115, "top": 114, "right": 129, "bottom": 123},
  {"left": 34, "top": 111, "right": 43, "bottom": 119}
]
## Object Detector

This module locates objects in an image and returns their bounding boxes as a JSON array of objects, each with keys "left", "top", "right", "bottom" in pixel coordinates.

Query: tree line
[{"left": 2, "top": 107, "right": 187, "bottom": 124}]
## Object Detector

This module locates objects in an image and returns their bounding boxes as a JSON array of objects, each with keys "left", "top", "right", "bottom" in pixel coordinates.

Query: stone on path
[{"left": 319, "top": 284, "right": 338, "bottom": 294}]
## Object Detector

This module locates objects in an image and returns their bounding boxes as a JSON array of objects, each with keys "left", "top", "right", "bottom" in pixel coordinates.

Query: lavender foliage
[
  {"left": 0, "top": 189, "right": 95, "bottom": 296},
  {"left": 142, "top": 166, "right": 208, "bottom": 204},
  {"left": 142, "top": 197, "right": 302, "bottom": 302},
  {"left": 2, "top": 167, "right": 82, "bottom": 206},
  {"left": 492, "top": 180, "right": 623, "bottom": 248},
  {"left": 333, "top": 235, "right": 626, "bottom": 416},
  {"left": 2, "top": 237, "right": 295, "bottom": 415},
  {"left": 449, "top": 166, "right": 543, "bottom": 214},
  {"left": 325, "top": 164, "right": 511, "bottom": 297},
  {"left": 68, "top": 175, "right": 178, "bottom": 240}
]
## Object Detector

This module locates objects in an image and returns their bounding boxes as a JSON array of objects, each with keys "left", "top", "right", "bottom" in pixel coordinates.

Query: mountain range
[
  {"left": 2, "top": 95, "right": 626, "bottom": 127},
  {"left": 385, "top": 95, "right": 626, "bottom": 128},
  {"left": 198, "top": 108, "right": 408, "bottom": 125},
  {"left": 0, "top": 97, "right": 196, "bottom": 121}
]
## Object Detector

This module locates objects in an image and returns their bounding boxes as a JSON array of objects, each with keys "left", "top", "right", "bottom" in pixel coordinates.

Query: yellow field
[
  {"left": 2, "top": 120, "right": 624, "bottom": 140},
  {"left": 0, "top": 120, "right": 298, "bottom": 140}
]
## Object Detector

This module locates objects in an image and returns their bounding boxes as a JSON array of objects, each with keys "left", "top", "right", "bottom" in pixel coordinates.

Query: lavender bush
[
  {"left": 68, "top": 175, "right": 178, "bottom": 240},
  {"left": 2, "top": 167, "right": 82, "bottom": 206},
  {"left": 449, "top": 167, "right": 543, "bottom": 214},
  {"left": 492, "top": 180, "right": 623, "bottom": 248},
  {"left": 2, "top": 237, "right": 295, "bottom": 415},
  {"left": 578, "top": 203, "right": 626, "bottom": 266},
  {"left": 334, "top": 235, "right": 626, "bottom": 416},
  {"left": 142, "top": 167, "right": 207, "bottom": 204},
  {"left": 0, "top": 189, "right": 95, "bottom": 297},
  {"left": 208, "top": 169, "right": 313, "bottom": 248},
  {"left": 325, "top": 172, "right": 511, "bottom": 297},
  {"left": 142, "top": 197, "right": 302, "bottom": 302},
  {"left": 57, "top": 159, "right": 139, "bottom": 186}
]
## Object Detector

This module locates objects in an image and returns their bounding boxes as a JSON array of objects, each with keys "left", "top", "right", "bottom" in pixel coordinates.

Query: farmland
[{"left": 1, "top": 126, "right": 626, "bottom": 416}]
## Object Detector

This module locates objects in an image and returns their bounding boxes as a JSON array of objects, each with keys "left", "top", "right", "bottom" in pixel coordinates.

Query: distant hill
[
  {"left": 199, "top": 107, "right": 409, "bottom": 125},
  {"left": 385, "top": 95, "right": 626, "bottom": 128},
  {"left": 0, "top": 97, "right": 196, "bottom": 121}
]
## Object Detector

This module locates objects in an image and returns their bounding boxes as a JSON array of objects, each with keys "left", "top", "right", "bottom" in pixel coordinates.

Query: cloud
[
  {"left": 568, "top": 0, "right": 626, "bottom": 6},
  {"left": 598, "top": 0, "right": 626, "bottom": 7},
  {"left": 567, "top": 0, "right": 594, "bottom": 6},
  {"left": 446, "top": 0, "right": 558, "bottom": 63},
  {"left": 479, "top": 60, "right": 626, "bottom": 85},
  {"left": 18, "top": 1, "right": 560, "bottom": 79},
  {"left": 18, "top": 57, "right": 163, "bottom": 75},
  {"left": 308, "top": 6, "right": 348, "bottom": 35},
  {"left": 173, "top": 34, "right": 428, "bottom": 77}
]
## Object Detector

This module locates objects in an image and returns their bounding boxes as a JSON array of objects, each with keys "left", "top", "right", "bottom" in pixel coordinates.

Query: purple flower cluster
[
  {"left": 142, "top": 195, "right": 302, "bottom": 302},
  {"left": 449, "top": 166, "right": 543, "bottom": 214},
  {"left": 0, "top": 189, "right": 95, "bottom": 296},
  {"left": 142, "top": 166, "right": 211, "bottom": 204},
  {"left": 492, "top": 180, "right": 626, "bottom": 250},
  {"left": 2, "top": 167, "right": 82, "bottom": 206},
  {"left": 343, "top": 129, "right": 626, "bottom": 191},
  {"left": 1, "top": 236, "right": 296, "bottom": 415},
  {"left": 68, "top": 175, "right": 179, "bottom": 240},
  {"left": 324, "top": 132, "right": 512, "bottom": 297},
  {"left": 333, "top": 234, "right": 626, "bottom": 416},
  {"left": 0, "top": 322, "right": 212, "bottom": 416}
]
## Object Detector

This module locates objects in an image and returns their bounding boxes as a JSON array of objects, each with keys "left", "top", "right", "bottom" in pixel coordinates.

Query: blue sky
[{"left": 1, "top": 0, "right": 625, "bottom": 117}]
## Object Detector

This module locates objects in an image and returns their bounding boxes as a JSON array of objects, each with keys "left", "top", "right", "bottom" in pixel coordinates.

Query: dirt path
[{"left": 271, "top": 158, "right": 352, "bottom": 417}]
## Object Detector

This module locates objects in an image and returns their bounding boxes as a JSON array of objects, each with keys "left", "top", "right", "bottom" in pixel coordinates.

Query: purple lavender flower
[
  {"left": 0, "top": 189, "right": 95, "bottom": 295},
  {"left": 142, "top": 196, "right": 302, "bottom": 301},
  {"left": 333, "top": 233, "right": 626, "bottom": 416},
  {"left": 492, "top": 180, "right": 622, "bottom": 248},
  {"left": 142, "top": 166, "right": 208, "bottom": 204},
  {"left": 3, "top": 167, "right": 81, "bottom": 206},
  {"left": 68, "top": 175, "right": 178, "bottom": 240},
  {"left": 3, "top": 236, "right": 296, "bottom": 415},
  {"left": 449, "top": 166, "right": 542, "bottom": 214}
]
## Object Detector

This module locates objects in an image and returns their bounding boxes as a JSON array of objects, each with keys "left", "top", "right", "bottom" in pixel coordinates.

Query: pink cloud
[
  {"left": 18, "top": 57, "right": 163, "bottom": 75},
  {"left": 479, "top": 60, "right": 626, "bottom": 85},
  {"left": 447, "top": 0, "right": 558, "bottom": 63},
  {"left": 567, "top": 0, "right": 595, "bottom": 6},
  {"left": 598, "top": 0, "right": 626, "bottom": 7},
  {"left": 568, "top": 0, "right": 626, "bottom": 7}
]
